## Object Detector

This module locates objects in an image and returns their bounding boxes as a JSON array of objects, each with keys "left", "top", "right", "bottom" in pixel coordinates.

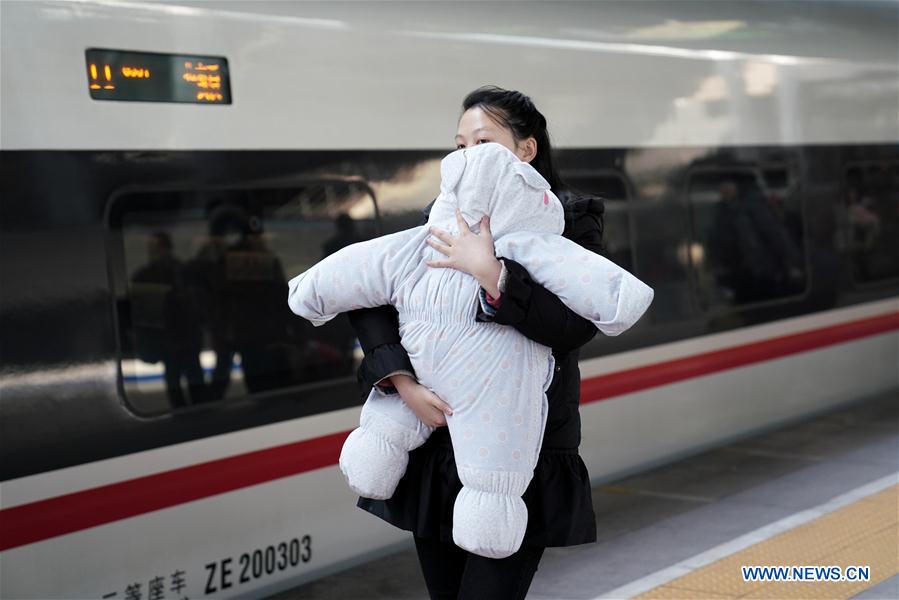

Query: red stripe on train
[
  {"left": 582, "top": 311, "right": 899, "bottom": 401},
  {"left": 0, "top": 431, "right": 350, "bottom": 552},
  {"left": 1, "top": 310, "right": 896, "bottom": 551}
]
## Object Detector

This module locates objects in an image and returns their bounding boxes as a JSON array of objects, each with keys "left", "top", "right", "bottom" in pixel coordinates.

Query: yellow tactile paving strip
[{"left": 635, "top": 485, "right": 898, "bottom": 600}]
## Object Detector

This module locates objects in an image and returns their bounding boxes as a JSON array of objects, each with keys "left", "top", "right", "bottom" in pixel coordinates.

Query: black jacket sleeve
[
  {"left": 347, "top": 306, "right": 413, "bottom": 397},
  {"left": 477, "top": 208, "right": 604, "bottom": 356},
  {"left": 346, "top": 198, "right": 438, "bottom": 397}
]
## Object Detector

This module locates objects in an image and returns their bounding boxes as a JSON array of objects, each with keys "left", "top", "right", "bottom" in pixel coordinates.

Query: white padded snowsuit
[{"left": 287, "top": 142, "right": 654, "bottom": 558}]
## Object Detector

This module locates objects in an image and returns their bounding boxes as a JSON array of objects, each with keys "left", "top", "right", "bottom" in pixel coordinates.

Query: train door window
[
  {"left": 108, "top": 179, "right": 378, "bottom": 416},
  {"left": 686, "top": 167, "right": 807, "bottom": 309},
  {"left": 561, "top": 171, "right": 632, "bottom": 270},
  {"left": 841, "top": 161, "right": 899, "bottom": 285}
]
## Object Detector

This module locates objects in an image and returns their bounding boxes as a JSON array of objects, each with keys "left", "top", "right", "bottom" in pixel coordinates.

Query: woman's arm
[
  {"left": 345, "top": 198, "right": 439, "bottom": 396},
  {"left": 347, "top": 305, "right": 416, "bottom": 395},
  {"left": 476, "top": 211, "right": 604, "bottom": 355}
]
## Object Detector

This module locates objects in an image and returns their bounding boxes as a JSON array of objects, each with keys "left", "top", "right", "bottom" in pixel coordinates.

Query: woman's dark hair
[
  {"left": 459, "top": 86, "right": 605, "bottom": 248},
  {"left": 461, "top": 85, "right": 568, "bottom": 194}
]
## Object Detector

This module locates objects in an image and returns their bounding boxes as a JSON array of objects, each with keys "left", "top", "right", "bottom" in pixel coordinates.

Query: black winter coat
[{"left": 347, "top": 191, "right": 605, "bottom": 548}]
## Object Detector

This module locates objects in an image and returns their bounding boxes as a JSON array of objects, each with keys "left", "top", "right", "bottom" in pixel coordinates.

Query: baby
[{"left": 287, "top": 142, "right": 654, "bottom": 558}]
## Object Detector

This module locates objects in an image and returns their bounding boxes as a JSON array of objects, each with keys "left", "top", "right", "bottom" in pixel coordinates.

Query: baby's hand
[{"left": 392, "top": 374, "right": 453, "bottom": 428}]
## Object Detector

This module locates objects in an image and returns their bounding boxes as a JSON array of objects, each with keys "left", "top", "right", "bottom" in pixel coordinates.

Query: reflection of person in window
[
  {"left": 845, "top": 186, "right": 880, "bottom": 251},
  {"left": 220, "top": 210, "right": 296, "bottom": 394},
  {"left": 130, "top": 231, "right": 206, "bottom": 408},
  {"left": 323, "top": 213, "right": 363, "bottom": 257},
  {"left": 845, "top": 178, "right": 898, "bottom": 281},
  {"left": 707, "top": 177, "right": 802, "bottom": 304},
  {"left": 189, "top": 201, "right": 255, "bottom": 402}
]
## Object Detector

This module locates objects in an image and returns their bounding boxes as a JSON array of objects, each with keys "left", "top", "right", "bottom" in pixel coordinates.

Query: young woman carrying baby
[{"left": 348, "top": 86, "right": 610, "bottom": 599}]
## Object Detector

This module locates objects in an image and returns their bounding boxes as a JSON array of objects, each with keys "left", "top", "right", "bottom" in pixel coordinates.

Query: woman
[{"left": 347, "top": 85, "right": 604, "bottom": 600}]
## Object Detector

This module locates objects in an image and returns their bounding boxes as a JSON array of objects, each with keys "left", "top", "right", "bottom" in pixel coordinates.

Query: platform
[{"left": 269, "top": 389, "right": 898, "bottom": 599}]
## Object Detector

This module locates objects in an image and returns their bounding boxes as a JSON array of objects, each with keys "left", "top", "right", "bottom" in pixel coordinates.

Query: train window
[
  {"left": 841, "top": 161, "right": 899, "bottom": 285},
  {"left": 108, "top": 180, "right": 378, "bottom": 416},
  {"left": 686, "top": 167, "right": 807, "bottom": 310},
  {"left": 561, "top": 171, "right": 632, "bottom": 270}
]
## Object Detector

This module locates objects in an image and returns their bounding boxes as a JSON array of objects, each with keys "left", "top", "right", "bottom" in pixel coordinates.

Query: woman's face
[{"left": 455, "top": 107, "right": 537, "bottom": 163}]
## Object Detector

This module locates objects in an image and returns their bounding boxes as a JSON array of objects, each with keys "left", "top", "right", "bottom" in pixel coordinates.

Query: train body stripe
[
  {"left": 1, "top": 310, "right": 896, "bottom": 551},
  {"left": 0, "top": 431, "right": 349, "bottom": 552},
  {"left": 581, "top": 311, "right": 899, "bottom": 401}
]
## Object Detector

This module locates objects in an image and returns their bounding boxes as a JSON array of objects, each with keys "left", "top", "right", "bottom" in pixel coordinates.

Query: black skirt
[{"left": 356, "top": 426, "right": 597, "bottom": 549}]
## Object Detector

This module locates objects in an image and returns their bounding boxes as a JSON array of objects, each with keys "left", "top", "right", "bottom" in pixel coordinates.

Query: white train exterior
[{"left": 1, "top": 1, "right": 897, "bottom": 598}]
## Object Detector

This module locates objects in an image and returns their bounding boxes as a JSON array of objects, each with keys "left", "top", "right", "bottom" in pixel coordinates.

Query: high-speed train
[{"left": 1, "top": 1, "right": 897, "bottom": 598}]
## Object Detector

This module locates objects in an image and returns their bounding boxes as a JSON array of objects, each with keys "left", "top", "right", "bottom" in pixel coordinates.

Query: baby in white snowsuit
[{"left": 287, "top": 142, "right": 654, "bottom": 558}]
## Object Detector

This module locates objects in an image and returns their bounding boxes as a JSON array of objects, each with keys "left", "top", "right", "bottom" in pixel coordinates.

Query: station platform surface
[{"left": 270, "top": 390, "right": 898, "bottom": 599}]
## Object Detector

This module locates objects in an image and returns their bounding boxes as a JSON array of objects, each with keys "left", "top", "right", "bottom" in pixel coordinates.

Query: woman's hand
[
  {"left": 426, "top": 208, "right": 503, "bottom": 297},
  {"left": 391, "top": 374, "right": 454, "bottom": 428}
]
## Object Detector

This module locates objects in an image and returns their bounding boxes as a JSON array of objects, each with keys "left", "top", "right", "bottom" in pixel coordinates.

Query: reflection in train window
[
  {"left": 761, "top": 166, "right": 790, "bottom": 193},
  {"left": 840, "top": 161, "right": 899, "bottom": 285},
  {"left": 110, "top": 180, "right": 378, "bottom": 416},
  {"left": 562, "top": 172, "right": 632, "bottom": 270},
  {"left": 687, "top": 168, "right": 807, "bottom": 309}
]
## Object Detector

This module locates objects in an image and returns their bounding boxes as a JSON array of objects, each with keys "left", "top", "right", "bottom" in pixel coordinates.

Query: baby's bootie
[
  {"left": 451, "top": 466, "right": 532, "bottom": 559},
  {"left": 339, "top": 388, "right": 434, "bottom": 499}
]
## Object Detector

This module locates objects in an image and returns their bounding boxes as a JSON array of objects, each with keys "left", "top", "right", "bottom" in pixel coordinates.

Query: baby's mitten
[{"left": 339, "top": 386, "right": 435, "bottom": 499}]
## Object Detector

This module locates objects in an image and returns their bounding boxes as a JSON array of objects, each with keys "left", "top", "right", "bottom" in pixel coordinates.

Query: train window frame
[
  {"left": 558, "top": 168, "right": 636, "bottom": 267},
  {"left": 104, "top": 176, "right": 380, "bottom": 418},
  {"left": 840, "top": 160, "right": 899, "bottom": 290},
  {"left": 683, "top": 164, "right": 811, "bottom": 315}
]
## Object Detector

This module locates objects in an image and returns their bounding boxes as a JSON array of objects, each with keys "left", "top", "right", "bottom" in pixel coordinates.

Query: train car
[{"left": 1, "top": 1, "right": 897, "bottom": 598}]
